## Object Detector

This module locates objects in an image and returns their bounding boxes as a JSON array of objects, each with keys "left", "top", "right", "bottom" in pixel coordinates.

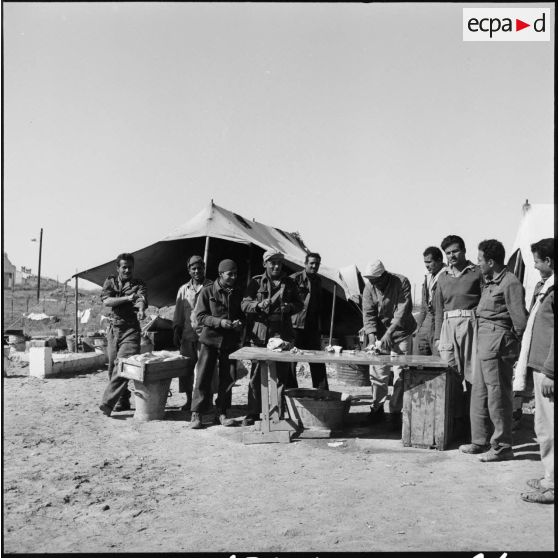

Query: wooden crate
[
  {"left": 402, "top": 367, "right": 463, "bottom": 451},
  {"left": 118, "top": 356, "right": 188, "bottom": 383}
]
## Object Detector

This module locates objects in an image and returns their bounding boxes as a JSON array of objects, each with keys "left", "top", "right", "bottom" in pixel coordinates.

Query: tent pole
[
  {"left": 328, "top": 284, "right": 337, "bottom": 346},
  {"left": 74, "top": 276, "right": 79, "bottom": 353},
  {"left": 247, "top": 244, "right": 253, "bottom": 286},
  {"left": 203, "top": 236, "right": 210, "bottom": 268}
]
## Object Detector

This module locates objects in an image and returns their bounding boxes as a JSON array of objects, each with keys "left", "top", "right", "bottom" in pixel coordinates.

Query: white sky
[{"left": 2, "top": 2, "right": 554, "bottom": 296}]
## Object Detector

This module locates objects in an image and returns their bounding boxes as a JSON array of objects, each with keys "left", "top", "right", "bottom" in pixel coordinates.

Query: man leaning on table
[
  {"left": 459, "top": 239, "right": 527, "bottom": 462},
  {"left": 362, "top": 259, "right": 416, "bottom": 430}
]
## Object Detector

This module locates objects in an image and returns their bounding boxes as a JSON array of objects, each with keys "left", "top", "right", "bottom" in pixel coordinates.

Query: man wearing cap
[
  {"left": 99, "top": 253, "right": 148, "bottom": 417},
  {"left": 290, "top": 252, "right": 329, "bottom": 390},
  {"left": 241, "top": 250, "right": 304, "bottom": 426},
  {"left": 362, "top": 260, "right": 416, "bottom": 429},
  {"left": 415, "top": 246, "right": 446, "bottom": 356},
  {"left": 190, "top": 259, "right": 244, "bottom": 429},
  {"left": 433, "top": 235, "right": 483, "bottom": 434},
  {"left": 172, "top": 255, "right": 213, "bottom": 411}
]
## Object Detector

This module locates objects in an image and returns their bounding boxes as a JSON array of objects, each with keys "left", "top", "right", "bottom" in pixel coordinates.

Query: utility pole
[{"left": 36, "top": 228, "right": 43, "bottom": 302}]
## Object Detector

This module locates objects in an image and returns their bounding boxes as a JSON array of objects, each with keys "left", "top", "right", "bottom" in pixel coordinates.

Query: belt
[{"left": 444, "top": 309, "right": 475, "bottom": 318}]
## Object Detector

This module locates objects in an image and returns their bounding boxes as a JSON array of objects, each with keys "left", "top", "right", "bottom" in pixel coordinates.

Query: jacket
[
  {"left": 101, "top": 275, "right": 148, "bottom": 327},
  {"left": 362, "top": 272, "right": 416, "bottom": 343},
  {"left": 173, "top": 279, "right": 213, "bottom": 341},
  {"left": 194, "top": 280, "right": 244, "bottom": 349},
  {"left": 290, "top": 270, "right": 322, "bottom": 330},
  {"left": 527, "top": 287, "right": 554, "bottom": 379},
  {"left": 241, "top": 272, "right": 303, "bottom": 346}
]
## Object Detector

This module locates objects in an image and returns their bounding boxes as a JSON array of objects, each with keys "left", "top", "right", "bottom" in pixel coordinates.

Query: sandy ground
[{"left": 2, "top": 356, "right": 554, "bottom": 553}]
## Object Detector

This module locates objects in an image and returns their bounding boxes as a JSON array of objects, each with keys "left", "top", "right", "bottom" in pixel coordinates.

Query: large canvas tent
[
  {"left": 507, "top": 201, "right": 554, "bottom": 305},
  {"left": 75, "top": 201, "right": 362, "bottom": 338}
]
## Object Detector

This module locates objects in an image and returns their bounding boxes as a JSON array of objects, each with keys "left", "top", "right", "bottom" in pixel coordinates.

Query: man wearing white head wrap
[{"left": 362, "top": 260, "right": 416, "bottom": 430}]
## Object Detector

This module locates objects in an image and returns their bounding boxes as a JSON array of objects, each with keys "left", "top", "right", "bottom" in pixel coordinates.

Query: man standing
[
  {"left": 172, "top": 255, "right": 213, "bottom": 411},
  {"left": 290, "top": 252, "right": 329, "bottom": 390},
  {"left": 362, "top": 260, "right": 416, "bottom": 429},
  {"left": 241, "top": 250, "right": 303, "bottom": 426},
  {"left": 517, "top": 238, "right": 554, "bottom": 503},
  {"left": 190, "top": 259, "right": 244, "bottom": 429},
  {"left": 99, "top": 253, "right": 147, "bottom": 417},
  {"left": 415, "top": 246, "right": 446, "bottom": 356},
  {"left": 434, "top": 235, "right": 483, "bottom": 384},
  {"left": 460, "top": 239, "right": 527, "bottom": 462}
]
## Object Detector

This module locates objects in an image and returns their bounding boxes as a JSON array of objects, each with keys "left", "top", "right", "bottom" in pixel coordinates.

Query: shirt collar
[
  {"left": 446, "top": 261, "right": 476, "bottom": 277},
  {"left": 484, "top": 267, "right": 507, "bottom": 285}
]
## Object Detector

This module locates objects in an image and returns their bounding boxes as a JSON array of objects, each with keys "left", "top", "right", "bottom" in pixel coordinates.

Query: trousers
[
  {"left": 533, "top": 370, "right": 554, "bottom": 489},
  {"left": 247, "top": 354, "right": 297, "bottom": 418},
  {"left": 291, "top": 327, "right": 329, "bottom": 390},
  {"left": 415, "top": 313, "right": 439, "bottom": 356},
  {"left": 439, "top": 315, "right": 477, "bottom": 383},
  {"left": 369, "top": 335, "right": 411, "bottom": 414},
  {"left": 470, "top": 326, "right": 518, "bottom": 448},
  {"left": 191, "top": 344, "right": 237, "bottom": 414},
  {"left": 178, "top": 339, "right": 198, "bottom": 396},
  {"left": 101, "top": 323, "right": 141, "bottom": 409}
]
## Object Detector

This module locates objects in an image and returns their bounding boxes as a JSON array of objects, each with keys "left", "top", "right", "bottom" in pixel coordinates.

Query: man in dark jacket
[
  {"left": 460, "top": 240, "right": 527, "bottom": 462},
  {"left": 99, "top": 253, "right": 148, "bottom": 417},
  {"left": 190, "top": 259, "right": 244, "bottom": 429},
  {"left": 519, "top": 238, "right": 554, "bottom": 504},
  {"left": 415, "top": 246, "right": 446, "bottom": 356},
  {"left": 290, "top": 252, "right": 329, "bottom": 390},
  {"left": 241, "top": 250, "right": 304, "bottom": 426},
  {"left": 362, "top": 260, "right": 416, "bottom": 429}
]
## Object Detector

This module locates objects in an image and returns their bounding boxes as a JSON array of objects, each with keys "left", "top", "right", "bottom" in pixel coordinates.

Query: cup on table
[{"left": 332, "top": 345, "right": 342, "bottom": 355}]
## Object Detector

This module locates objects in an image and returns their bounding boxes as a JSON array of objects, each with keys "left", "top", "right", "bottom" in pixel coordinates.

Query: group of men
[{"left": 98, "top": 233, "right": 554, "bottom": 505}]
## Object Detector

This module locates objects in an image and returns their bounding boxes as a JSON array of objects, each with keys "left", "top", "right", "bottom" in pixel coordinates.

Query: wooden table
[{"left": 229, "top": 347, "right": 446, "bottom": 445}]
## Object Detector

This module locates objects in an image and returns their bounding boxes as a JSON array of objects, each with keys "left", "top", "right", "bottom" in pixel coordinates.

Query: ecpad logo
[{"left": 463, "top": 8, "right": 551, "bottom": 41}]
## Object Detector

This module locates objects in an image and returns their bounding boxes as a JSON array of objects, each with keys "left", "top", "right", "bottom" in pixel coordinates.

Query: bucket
[
  {"left": 335, "top": 363, "right": 371, "bottom": 386},
  {"left": 320, "top": 336, "right": 340, "bottom": 350},
  {"left": 285, "top": 388, "right": 351, "bottom": 431},
  {"left": 132, "top": 378, "right": 172, "bottom": 421}
]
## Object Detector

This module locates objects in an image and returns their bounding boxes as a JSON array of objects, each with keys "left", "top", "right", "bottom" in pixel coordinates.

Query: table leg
[{"left": 242, "top": 359, "right": 298, "bottom": 444}]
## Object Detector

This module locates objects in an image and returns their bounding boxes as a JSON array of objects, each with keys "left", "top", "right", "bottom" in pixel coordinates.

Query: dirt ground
[{"left": 2, "top": 356, "right": 554, "bottom": 553}]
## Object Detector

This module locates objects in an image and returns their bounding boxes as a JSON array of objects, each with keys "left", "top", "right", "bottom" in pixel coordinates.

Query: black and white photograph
[{"left": 2, "top": 2, "right": 554, "bottom": 554}]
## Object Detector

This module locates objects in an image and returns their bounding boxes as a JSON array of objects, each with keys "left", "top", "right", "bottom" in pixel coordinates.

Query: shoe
[
  {"left": 526, "top": 478, "right": 545, "bottom": 490},
  {"left": 99, "top": 404, "right": 112, "bottom": 417},
  {"left": 214, "top": 414, "right": 235, "bottom": 427},
  {"left": 459, "top": 443, "right": 491, "bottom": 454},
  {"left": 190, "top": 412, "right": 203, "bottom": 429},
  {"left": 241, "top": 416, "right": 255, "bottom": 427},
  {"left": 520, "top": 488, "right": 554, "bottom": 504},
  {"left": 479, "top": 446, "right": 514, "bottom": 462},
  {"left": 113, "top": 399, "right": 131, "bottom": 412},
  {"left": 366, "top": 407, "right": 385, "bottom": 425}
]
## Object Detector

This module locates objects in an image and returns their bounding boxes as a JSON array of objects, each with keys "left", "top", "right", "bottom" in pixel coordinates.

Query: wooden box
[
  {"left": 402, "top": 367, "right": 463, "bottom": 451},
  {"left": 118, "top": 356, "right": 188, "bottom": 383}
]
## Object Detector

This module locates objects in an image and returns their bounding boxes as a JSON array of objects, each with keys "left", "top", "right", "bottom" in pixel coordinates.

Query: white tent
[{"left": 507, "top": 201, "right": 554, "bottom": 305}]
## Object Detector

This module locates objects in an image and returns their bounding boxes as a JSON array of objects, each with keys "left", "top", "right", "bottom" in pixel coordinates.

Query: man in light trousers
[{"left": 362, "top": 260, "right": 416, "bottom": 430}]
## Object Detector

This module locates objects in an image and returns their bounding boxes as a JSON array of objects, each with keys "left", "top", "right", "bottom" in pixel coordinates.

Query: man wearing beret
[
  {"left": 362, "top": 259, "right": 416, "bottom": 430},
  {"left": 172, "top": 255, "right": 213, "bottom": 411},
  {"left": 241, "top": 250, "right": 304, "bottom": 426},
  {"left": 190, "top": 259, "right": 244, "bottom": 429}
]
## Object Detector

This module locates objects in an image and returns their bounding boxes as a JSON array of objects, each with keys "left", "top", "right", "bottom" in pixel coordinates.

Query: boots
[{"left": 190, "top": 412, "right": 203, "bottom": 429}]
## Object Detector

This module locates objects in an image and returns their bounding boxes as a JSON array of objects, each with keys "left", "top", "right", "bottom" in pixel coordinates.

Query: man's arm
[
  {"left": 101, "top": 278, "right": 134, "bottom": 308},
  {"left": 281, "top": 279, "right": 304, "bottom": 315},
  {"left": 241, "top": 279, "right": 263, "bottom": 314},
  {"left": 433, "top": 279, "right": 445, "bottom": 341},
  {"left": 504, "top": 279, "right": 528, "bottom": 339},
  {"left": 362, "top": 282, "right": 379, "bottom": 335},
  {"left": 194, "top": 287, "right": 223, "bottom": 329},
  {"left": 415, "top": 279, "right": 428, "bottom": 330},
  {"left": 387, "top": 277, "right": 413, "bottom": 336}
]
